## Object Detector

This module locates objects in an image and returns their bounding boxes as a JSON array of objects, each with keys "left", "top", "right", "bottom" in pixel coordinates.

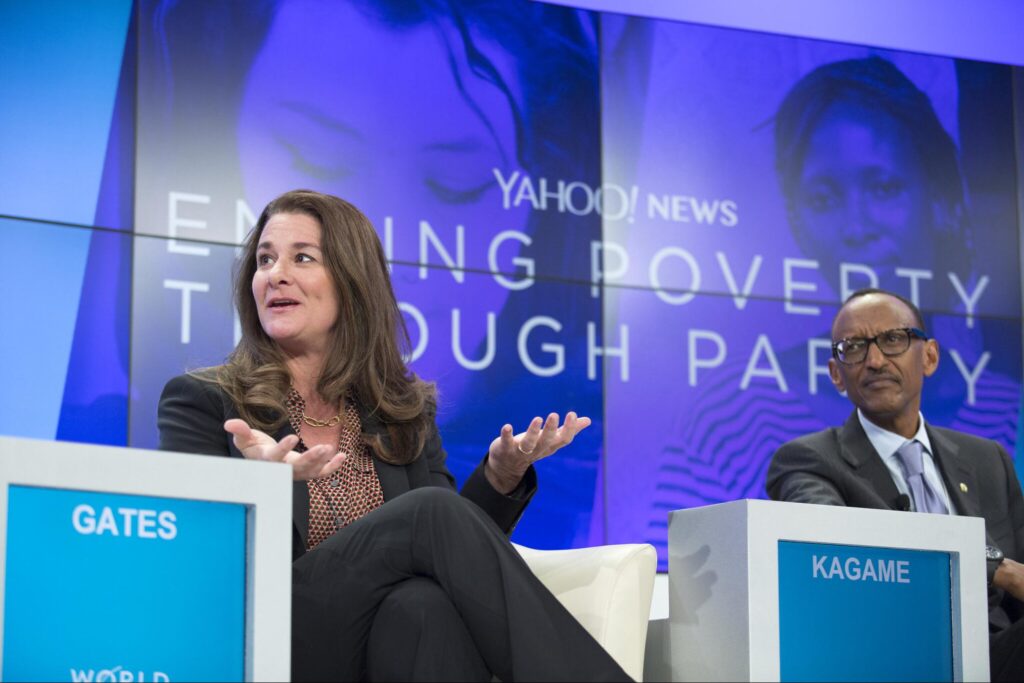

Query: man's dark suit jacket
[
  {"left": 157, "top": 373, "right": 536, "bottom": 561},
  {"left": 767, "top": 410, "right": 1024, "bottom": 633}
]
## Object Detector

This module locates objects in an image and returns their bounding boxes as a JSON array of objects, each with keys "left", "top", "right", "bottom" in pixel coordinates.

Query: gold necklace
[{"left": 301, "top": 412, "right": 342, "bottom": 428}]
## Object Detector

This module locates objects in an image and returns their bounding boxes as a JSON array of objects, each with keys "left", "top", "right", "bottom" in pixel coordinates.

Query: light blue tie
[{"left": 895, "top": 440, "right": 949, "bottom": 514}]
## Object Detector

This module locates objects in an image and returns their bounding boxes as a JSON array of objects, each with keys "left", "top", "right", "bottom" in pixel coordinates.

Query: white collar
[{"left": 857, "top": 409, "right": 934, "bottom": 459}]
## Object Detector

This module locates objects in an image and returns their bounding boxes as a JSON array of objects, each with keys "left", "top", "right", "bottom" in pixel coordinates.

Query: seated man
[{"left": 767, "top": 288, "right": 1024, "bottom": 681}]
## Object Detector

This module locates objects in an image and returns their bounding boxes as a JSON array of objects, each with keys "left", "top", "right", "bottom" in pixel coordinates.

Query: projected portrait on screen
[
  {"left": 766, "top": 55, "right": 1017, "bottom": 428},
  {"left": 774, "top": 56, "right": 973, "bottom": 309},
  {"left": 649, "top": 53, "right": 1019, "bottom": 530},
  {"left": 598, "top": 27, "right": 1021, "bottom": 565}
]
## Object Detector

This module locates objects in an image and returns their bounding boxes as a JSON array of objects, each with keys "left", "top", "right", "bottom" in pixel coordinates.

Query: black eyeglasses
[{"left": 831, "top": 327, "right": 929, "bottom": 365}]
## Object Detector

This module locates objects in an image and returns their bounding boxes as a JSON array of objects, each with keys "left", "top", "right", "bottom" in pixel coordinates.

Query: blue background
[
  {"left": 2, "top": 486, "right": 247, "bottom": 682},
  {"left": 778, "top": 541, "right": 954, "bottom": 682}
]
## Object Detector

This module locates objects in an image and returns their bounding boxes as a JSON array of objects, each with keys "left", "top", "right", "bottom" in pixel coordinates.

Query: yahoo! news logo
[{"left": 69, "top": 666, "right": 170, "bottom": 682}]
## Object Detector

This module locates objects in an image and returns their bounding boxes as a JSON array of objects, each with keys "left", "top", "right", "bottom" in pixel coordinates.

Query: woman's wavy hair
[
  {"left": 774, "top": 56, "right": 971, "bottom": 254},
  {"left": 212, "top": 189, "right": 436, "bottom": 465}
]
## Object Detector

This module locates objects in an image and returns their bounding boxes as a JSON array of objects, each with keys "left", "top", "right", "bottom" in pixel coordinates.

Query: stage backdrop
[{"left": 1, "top": 0, "right": 1021, "bottom": 563}]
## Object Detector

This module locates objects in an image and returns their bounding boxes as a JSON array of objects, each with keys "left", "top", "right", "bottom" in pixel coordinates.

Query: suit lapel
[
  {"left": 356, "top": 399, "right": 411, "bottom": 501},
  {"left": 837, "top": 411, "right": 904, "bottom": 509},
  {"left": 928, "top": 426, "right": 981, "bottom": 518},
  {"left": 271, "top": 421, "right": 311, "bottom": 551}
]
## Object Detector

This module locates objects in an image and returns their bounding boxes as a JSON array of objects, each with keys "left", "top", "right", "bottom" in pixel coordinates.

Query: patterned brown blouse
[{"left": 285, "top": 389, "right": 385, "bottom": 550}]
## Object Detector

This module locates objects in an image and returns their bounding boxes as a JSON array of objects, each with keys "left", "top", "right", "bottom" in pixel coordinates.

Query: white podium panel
[
  {"left": 0, "top": 436, "right": 292, "bottom": 682},
  {"left": 645, "top": 499, "right": 989, "bottom": 682}
]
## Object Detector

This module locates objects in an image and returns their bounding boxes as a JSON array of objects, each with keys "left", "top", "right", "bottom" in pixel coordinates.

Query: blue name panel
[
  {"left": 778, "top": 540, "right": 955, "bottom": 682},
  {"left": 3, "top": 485, "right": 247, "bottom": 682}
]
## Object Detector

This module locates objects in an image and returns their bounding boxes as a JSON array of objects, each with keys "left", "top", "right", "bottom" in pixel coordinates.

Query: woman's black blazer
[{"left": 157, "top": 373, "right": 536, "bottom": 560}]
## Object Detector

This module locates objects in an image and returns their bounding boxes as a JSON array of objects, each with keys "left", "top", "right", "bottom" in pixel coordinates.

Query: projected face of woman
[
  {"left": 791, "top": 101, "right": 934, "bottom": 281},
  {"left": 237, "top": 0, "right": 528, "bottom": 386}
]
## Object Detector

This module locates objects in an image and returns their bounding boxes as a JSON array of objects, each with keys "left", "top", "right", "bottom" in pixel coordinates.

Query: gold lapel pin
[{"left": 960, "top": 483, "right": 968, "bottom": 493}]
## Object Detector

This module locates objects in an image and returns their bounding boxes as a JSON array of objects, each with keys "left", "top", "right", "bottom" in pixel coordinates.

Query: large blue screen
[{"left": 0, "top": 1, "right": 1020, "bottom": 559}]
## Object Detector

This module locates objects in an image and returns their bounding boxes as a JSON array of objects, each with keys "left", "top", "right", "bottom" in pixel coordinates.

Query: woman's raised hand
[
  {"left": 485, "top": 412, "right": 591, "bottom": 494},
  {"left": 224, "top": 419, "right": 346, "bottom": 480}
]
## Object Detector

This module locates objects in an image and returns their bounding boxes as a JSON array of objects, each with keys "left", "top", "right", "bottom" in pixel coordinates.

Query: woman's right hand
[{"left": 224, "top": 419, "right": 346, "bottom": 480}]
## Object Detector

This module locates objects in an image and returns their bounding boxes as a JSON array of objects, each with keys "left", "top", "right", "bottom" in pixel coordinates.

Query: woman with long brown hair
[{"left": 157, "top": 189, "right": 628, "bottom": 681}]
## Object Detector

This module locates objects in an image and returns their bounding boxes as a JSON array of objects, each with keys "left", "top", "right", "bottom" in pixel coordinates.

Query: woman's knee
[
  {"left": 368, "top": 578, "right": 489, "bottom": 681},
  {"left": 375, "top": 576, "right": 453, "bottom": 627}
]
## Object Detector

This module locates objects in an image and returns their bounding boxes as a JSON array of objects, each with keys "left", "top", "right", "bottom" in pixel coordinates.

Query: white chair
[{"left": 515, "top": 543, "right": 657, "bottom": 681}]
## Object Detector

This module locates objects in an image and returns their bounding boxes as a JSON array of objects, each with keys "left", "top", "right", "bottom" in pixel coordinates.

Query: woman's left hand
[{"left": 485, "top": 412, "right": 591, "bottom": 494}]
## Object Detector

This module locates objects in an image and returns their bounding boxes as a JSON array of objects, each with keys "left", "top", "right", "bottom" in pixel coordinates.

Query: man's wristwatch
[{"left": 986, "top": 545, "right": 1005, "bottom": 587}]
